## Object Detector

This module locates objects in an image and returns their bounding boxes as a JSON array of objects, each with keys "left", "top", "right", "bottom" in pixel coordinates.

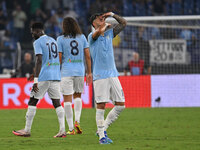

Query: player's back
[
  {"left": 57, "top": 34, "right": 88, "bottom": 77},
  {"left": 33, "top": 35, "right": 61, "bottom": 82}
]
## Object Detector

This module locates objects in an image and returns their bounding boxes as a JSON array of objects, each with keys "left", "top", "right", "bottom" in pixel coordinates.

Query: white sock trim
[
  {"left": 55, "top": 106, "right": 63, "bottom": 112},
  {"left": 74, "top": 97, "right": 81, "bottom": 102},
  {"left": 96, "top": 109, "right": 105, "bottom": 114},
  {"left": 115, "top": 105, "right": 125, "bottom": 112},
  {"left": 104, "top": 105, "right": 125, "bottom": 131},
  {"left": 64, "top": 102, "right": 72, "bottom": 106},
  {"left": 28, "top": 105, "right": 37, "bottom": 110}
]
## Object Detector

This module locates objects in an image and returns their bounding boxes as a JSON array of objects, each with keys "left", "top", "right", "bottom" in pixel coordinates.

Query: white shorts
[
  {"left": 30, "top": 81, "right": 61, "bottom": 99},
  {"left": 93, "top": 77, "right": 125, "bottom": 104},
  {"left": 61, "top": 76, "right": 84, "bottom": 95}
]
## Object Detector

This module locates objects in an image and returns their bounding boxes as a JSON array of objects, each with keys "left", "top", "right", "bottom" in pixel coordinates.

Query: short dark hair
[
  {"left": 62, "top": 17, "right": 82, "bottom": 38},
  {"left": 31, "top": 22, "right": 44, "bottom": 30},
  {"left": 89, "top": 13, "right": 103, "bottom": 25}
]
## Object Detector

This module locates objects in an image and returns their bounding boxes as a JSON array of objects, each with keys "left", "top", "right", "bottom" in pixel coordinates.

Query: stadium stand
[{"left": 0, "top": 0, "right": 200, "bottom": 75}]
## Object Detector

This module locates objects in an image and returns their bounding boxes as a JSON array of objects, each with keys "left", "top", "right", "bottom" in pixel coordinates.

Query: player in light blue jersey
[
  {"left": 88, "top": 12, "right": 127, "bottom": 144},
  {"left": 58, "top": 17, "right": 92, "bottom": 135},
  {"left": 12, "top": 22, "right": 66, "bottom": 138}
]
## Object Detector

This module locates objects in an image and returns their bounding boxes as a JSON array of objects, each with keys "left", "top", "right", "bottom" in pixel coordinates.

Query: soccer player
[
  {"left": 57, "top": 17, "right": 92, "bottom": 135},
  {"left": 88, "top": 12, "right": 127, "bottom": 144},
  {"left": 12, "top": 22, "right": 66, "bottom": 138}
]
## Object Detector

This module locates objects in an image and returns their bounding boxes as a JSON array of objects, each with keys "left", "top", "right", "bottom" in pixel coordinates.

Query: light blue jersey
[
  {"left": 33, "top": 35, "right": 61, "bottom": 82},
  {"left": 57, "top": 34, "right": 89, "bottom": 77},
  {"left": 88, "top": 29, "right": 119, "bottom": 81}
]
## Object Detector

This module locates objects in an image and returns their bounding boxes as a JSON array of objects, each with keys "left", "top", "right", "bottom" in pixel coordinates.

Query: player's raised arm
[
  {"left": 102, "top": 12, "right": 127, "bottom": 37},
  {"left": 89, "top": 13, "right": 111, "bottom": 40},
  {"left": 113, "top": 14, "right": 127, "bottom": 37},
  {"left": 92, "top": 23, "right": 111, "bottom": 40}
]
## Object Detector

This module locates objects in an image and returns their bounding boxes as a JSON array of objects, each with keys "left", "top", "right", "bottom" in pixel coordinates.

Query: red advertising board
[
  {"left": 106, "top": 76, "right": 151, "bottom": 108},
  {"left": 0, "top": 76, "right": 151, "bottom": 109},
  {"left": 119, "top": 75, "right": 151, "bottom": 107},
  {"left": 120, "top": 76, "right": 151, "bottom": 107},
  {"left": 0, "top": 78, "right": 93, "bottom": 109}
]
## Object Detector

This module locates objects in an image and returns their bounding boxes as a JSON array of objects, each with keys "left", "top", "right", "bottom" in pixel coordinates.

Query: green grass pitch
[{"left": 0, "top": 108, "right": 200, "bottom": 150}]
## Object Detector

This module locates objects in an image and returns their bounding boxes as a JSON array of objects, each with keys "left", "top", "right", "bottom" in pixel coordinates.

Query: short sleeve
[
  {"left": 57, "top": 36, "right": 63, "bottom": 53},
  {"left": 33, "top": 40, "right": 42, "bottom": 55},
  {"left": 109, "top": 28, "right": 114, "bottom": 39},
  {"left": 82, "top": 35, "right": 89, "bottom": 48}
]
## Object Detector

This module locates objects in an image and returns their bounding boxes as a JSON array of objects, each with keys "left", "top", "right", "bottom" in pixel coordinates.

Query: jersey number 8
[{"left": 70, "top": 40, "right": 79, "bottom": 56}]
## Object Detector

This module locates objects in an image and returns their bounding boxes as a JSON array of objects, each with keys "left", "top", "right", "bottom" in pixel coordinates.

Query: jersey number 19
[{"left": 46, "top": 42, "right": 58, "bottom": 59}]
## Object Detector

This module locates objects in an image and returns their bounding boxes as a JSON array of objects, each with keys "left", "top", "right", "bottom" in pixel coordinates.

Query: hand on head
[{"left": 102, "top": 12, "right": 114, "bottom": 19}]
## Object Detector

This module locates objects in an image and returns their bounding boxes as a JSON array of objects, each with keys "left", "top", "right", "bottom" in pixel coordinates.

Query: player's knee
[
  {"left": 96, "top": 103, "right": 106, "bottom": 109},
  {"left": 73, "top": 92, "right": 81, "bottom": 98},
  {"left": 52, "top": 99, "right": 61, "bottom": 108},
  {"left": 115, "top": 105, "right": 125, "bottom": 114},
  {"left": 28, "top": 97, "right": 39, "bottom": 106},
  {"left": 115, "top": 102, "right": 125, "bottom": 106}
]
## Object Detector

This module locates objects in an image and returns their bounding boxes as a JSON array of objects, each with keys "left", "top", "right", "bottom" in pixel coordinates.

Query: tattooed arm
[
  {"left": 102, "top": 12, "right": 127, "bottom": 37},
  {"left": 113, "top": 14, "right": 127, "bottom": 37}
]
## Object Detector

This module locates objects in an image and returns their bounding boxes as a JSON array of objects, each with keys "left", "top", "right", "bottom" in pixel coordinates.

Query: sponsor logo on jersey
[
  {"left": 46, "top": 62, "right": 60, "bottom": 66},
  {"left": 67, "top": 59, "right": 82, "bottom": 63}
]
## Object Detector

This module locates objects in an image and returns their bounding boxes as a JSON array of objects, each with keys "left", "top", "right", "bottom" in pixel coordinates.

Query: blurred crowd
[
  {"left": 0, "top": 0, "right": 200, "bottom": 49},
  {"left": 1, "top": 0, "right": 200, "bottom": 75}
]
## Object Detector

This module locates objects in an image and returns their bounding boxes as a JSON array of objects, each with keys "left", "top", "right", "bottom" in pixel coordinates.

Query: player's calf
[{"left": 104, "top": 105, "right": 125, "bottom": 131}]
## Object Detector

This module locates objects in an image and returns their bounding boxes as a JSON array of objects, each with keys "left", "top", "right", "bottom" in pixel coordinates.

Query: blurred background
[{"left": 1, "top": 0, "right": 200, "bottom": 77}]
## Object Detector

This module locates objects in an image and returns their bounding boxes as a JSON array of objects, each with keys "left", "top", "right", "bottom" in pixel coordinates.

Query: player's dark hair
[
  {"left": 89, "top": 13, "right": 103, "bottom": 27},
  {"left": 31, "top": 22, "right": 44, "bottom": 30},
  {"left": 62, "top": 17, "right": 82, "bottom": 38}
]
